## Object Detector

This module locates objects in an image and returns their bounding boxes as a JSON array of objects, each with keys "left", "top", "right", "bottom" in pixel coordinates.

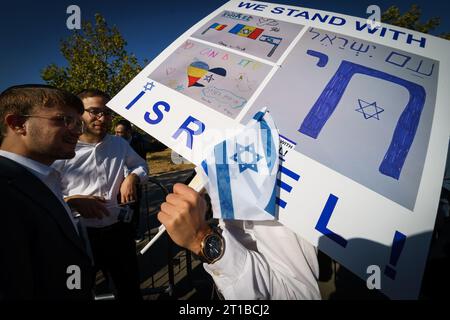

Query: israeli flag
[{"left": 199, "top": 109, "right": 280, "bottom": 220}]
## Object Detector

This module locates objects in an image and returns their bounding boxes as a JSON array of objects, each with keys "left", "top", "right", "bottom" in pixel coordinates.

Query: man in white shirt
[
  {"left": 114, "top": 119, "right": 152, "bottom": 240},
  {"left": 52, "top": 89, "right": 148, "bottom": 300},
  {"left": 158, "top": 183, "right": 321, "bottom": 300},
  {"left": 0, "top": 84, "right": 94, "bottom": 300}
]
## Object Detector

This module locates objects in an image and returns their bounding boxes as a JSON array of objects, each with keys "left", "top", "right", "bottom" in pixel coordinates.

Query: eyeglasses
[
  {"left": 84, "top": 108, "right": 113, "bottom": 118},
  {"left": 21, "top": 114, "right": 84, "bottom": 132}
]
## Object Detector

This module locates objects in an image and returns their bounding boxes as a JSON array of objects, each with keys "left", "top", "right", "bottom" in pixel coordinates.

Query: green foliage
[
  {"left": 381, "top": 4, "right": 448, "bottom": 40},
  {"left": 381, "top": 5, "right": 440, "bottom": 33},
  {"left": 439, "top": 33, "right": 450, "bottom": 40},
  {"left": 42, "top": 14, "right": 167, "bottom": 152},
  {"left": 41, "top": 14, "right": 142, "bottom": 97}
]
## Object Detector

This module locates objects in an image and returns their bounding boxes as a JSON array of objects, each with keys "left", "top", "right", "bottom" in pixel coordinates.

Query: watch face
[{"left": 204, "top": 234, "right": 223, "bottom": 261}]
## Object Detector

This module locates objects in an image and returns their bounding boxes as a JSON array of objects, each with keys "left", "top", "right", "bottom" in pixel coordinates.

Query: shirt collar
[
  {"left": 0, "top": 150, "right": 57, "bottom": 179},
  {"left": 77, "top": 133, "right": 111, "bottom": 147}
]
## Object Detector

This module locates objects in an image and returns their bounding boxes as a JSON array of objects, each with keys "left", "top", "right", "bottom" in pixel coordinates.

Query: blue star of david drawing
[
  {"left": 204, "top": 74, "right": 214, "bottom": 83},
  {"left": 230, "top": 143, "right": 263, "bottom": 173},
  {"left": 143, "top": 81, "right": 155, "bottom": 92},
  {"left": 355, "top": 99, "right": 384, "bottom": 120}
]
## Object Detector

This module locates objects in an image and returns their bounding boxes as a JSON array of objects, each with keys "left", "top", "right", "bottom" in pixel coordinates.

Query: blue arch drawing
[
  {"left": 306, "top": 49, "right": 328, "bottom": 67},
  {"left": 299, "top": 60, "right": 426, "bottom": 180}
]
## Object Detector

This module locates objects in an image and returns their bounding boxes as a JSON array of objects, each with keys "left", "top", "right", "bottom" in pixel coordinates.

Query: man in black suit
[{"left": 0, "top": 84, "right": 94, "bottom": 300}]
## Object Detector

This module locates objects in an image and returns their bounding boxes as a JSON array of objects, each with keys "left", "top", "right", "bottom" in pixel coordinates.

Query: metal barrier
[
  {"left": 138, "top": 176, "right": 174, "bottom": 297},
  {"left": 137, "top": 172, "right": 196, "bottom": 298},
  {"left": 93, "top": 171, "right": 196, "bottom": 300}
]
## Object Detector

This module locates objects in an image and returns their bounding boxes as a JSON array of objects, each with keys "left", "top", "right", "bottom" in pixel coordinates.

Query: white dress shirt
[
  {"left": 0, "top": 150, "right": 79, "bottom": 233},
  {"left": 203, "top": 220, "right": 321, "bottom": 300},
  {"left": 52, "top": 134, "right": 148, "bottom": 228}
]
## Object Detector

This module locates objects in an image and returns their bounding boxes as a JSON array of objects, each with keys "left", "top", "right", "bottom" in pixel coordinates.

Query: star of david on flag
[{"left": 199, "top": 109, "right": 280, "bottom": 220}]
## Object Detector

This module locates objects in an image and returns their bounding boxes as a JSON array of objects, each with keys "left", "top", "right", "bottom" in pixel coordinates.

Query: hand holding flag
[
  {"left": 142, "top": 109, "right": 280, "bottom": 255},
  {"left": 199, "top": 109, "right": 280, "bottom": 221}
]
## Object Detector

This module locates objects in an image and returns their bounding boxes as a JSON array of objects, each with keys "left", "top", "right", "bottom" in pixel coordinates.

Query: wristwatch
[{"left": 198, "top": 227, "right": 225, "bottom": 264}]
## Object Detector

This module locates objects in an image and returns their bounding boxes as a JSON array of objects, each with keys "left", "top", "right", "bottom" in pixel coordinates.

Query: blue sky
[{"left": 1, "top": 0, "right": 448, "bottom": 91}]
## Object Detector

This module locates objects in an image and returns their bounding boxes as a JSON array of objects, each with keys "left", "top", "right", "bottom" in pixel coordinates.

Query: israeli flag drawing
[{"left": 199, "top": 109, "right": 280, "bottom": 220}]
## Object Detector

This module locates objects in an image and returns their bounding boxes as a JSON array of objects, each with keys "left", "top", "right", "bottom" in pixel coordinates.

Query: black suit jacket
[
  {"left": 130, "top": 133, "right": 167, "bottom": 160},
  {"left": 0, "top": 156, "right": 94, "bottom": 300},
  {"left": 130, "top": 134, "right": 149, "bottom": 160}
]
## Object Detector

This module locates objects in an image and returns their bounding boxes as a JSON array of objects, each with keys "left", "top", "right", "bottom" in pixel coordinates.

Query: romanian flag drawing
[{"left": 228, "top": 24, "right": 264, "bottom": 40}]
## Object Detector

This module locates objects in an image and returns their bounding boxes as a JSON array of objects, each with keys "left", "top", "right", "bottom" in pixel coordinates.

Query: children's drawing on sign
[
  {"left": 229, "top": 23, "right": 264, "bottom": 39},
  {"left": 201, "top": 23, "right": 227, "bottom": 35},
  {"left": 186, "top": 61, "right": 226, "bottom": 88},
  {"left": 221, "top": 10, "right": 252, "bottom": 22},
  {"left": 259, "top": 35, "right": 282, "bottom": 57},
  {"left": 204, "top": 74, "right": 215, "bottom": 83},
  {"left": 257, "top": 18, "right": 279, "bottom": 27},
  {"left": 218, "top": 40, "right": 247, "bottom": 52},
  {"left": 308, "top": 28, "right": 377, "bottom": 57},
  {"left": 385, "top": 51, "right": 436, "bottom": 79},
  {"left": 201, "top": 86, "right": 246, "bottom": 110},
  {"left": 192, "top": 10, "right": 303, "bottom": 62},
  {"left": 167, "top": 79, "right": 178, "bottom": 89},
  {"left": 355, "top": 99, "right": 384, "bottom": 120},
  {"left": 235, "top": 73, "right": 257, "bottom": 92},
  {"left": 165, "top": 67, "right": 176, "bottom": 76},
  {"left": 242, "top": 27, "right": 439, "bottom": 210},
  {"left": 298, "top": 59, "right": 427, "bottom": 181},
  {"left": 149, "top": 39, "right": 271, "bottom": 119},
  {"left": 187, "top": 61, "right": 209, "bottom": 87}
]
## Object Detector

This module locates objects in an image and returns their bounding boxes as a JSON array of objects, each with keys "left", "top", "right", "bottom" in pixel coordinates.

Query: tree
[
  {"left": 440, "top": 33, "right": 450, "bottom": 41},
  {"left": 42, "top": 14, "right": 166, "bottom": 151},
  {"left": 41, "top": 14, "right": 142, "bottom": 97},
  {"left": 381, "top": 4, "right": 449, "bottom": 40}
]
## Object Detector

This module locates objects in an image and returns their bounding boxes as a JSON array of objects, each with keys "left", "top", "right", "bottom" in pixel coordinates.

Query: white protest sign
[{"left": 107, "top": 0, "right": 450, "bottom": 299}]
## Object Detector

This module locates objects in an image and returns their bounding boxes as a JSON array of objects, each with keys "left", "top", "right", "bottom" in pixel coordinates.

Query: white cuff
[
  {"left": 130, "top": 167, "right": 148, "bottom": 183},
  {"left": 203, "top": 227, "right": 248, "bottom": 289}
]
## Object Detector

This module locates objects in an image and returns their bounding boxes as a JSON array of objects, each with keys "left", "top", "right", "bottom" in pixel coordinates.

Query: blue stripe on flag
[
  {"left": 252, "top": 111, "right": 265, "bottom": 121},
  {"left": 254, "top": 111, "right": 276, "bottom": 171},
  {"left": 264, "top": 186, "right": 277, "bottom": 216},
  {"left": 280, "top": 166, "right": 300, "bottom": 181},
  {"left": 277, "top": 179, "right": 292, "bottom": 192},
  {"left": 276, "top": 197, "right": 287, "bottom": 208},
  {"left": 229, "top": 24, "right": 245, "bottom": 34},
  {"left": 261, "top": 120, "right": 275, "bottom": 171},
  {"left": 210, "top": 23, "right": 219, "bottom": 29},
  {"left": 214, "top": 141, "right": 234, "bottom": 219},
  {"left": 201, "top": 160, "right": 208, "bottom": 176}
]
